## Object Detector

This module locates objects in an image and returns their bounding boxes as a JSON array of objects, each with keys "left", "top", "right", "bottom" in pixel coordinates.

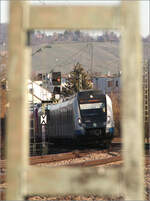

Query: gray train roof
[{"left": 47, "top": 96, "right": 76, "bottom": 111}]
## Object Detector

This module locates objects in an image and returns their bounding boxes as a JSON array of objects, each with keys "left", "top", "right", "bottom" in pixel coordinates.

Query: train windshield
[
  {"left": 80, "top": 102, "right": 106, "bottom": 116},
  {"left": 80, "top": 103, "right": 105, "bottom": 110}
]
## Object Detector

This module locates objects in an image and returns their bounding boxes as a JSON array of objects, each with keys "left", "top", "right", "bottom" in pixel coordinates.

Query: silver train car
[{"left": 45, "top": 90, "right": 114, "bottom": 144}]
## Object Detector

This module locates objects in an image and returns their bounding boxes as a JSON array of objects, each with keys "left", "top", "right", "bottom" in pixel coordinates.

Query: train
[{"left": 44, "top": 89, "right": 114, "bottom": 145}]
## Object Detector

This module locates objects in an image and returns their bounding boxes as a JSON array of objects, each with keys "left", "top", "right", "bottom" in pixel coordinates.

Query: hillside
[
  {"left": 0, "top": 23, "right": 149, "bottom": 75},
  {"left": 32, "top": 41, "right": 150, "bottom": 74}
]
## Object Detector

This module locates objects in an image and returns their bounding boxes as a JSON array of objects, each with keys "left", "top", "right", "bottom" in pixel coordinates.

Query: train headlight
[
  {"left": 78, "top": 118, "right": 82, "bottom": 125},
  {"left": 93, "top": 123, "right": 97, "bottom": 127}
]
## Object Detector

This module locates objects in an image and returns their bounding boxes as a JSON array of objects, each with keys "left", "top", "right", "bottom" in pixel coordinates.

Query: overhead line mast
[
  {"left": 143, "top": 59, "right": 150, "bottom": 142},
  {"left": 90, "top": 43, "right": 94, "bottom": 76}
]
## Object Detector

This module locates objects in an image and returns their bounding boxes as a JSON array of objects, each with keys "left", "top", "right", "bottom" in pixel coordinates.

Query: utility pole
[
  {"left": 79, "top": 73, "right": 82, "bottom": 91},
  {"left": 76, "top": 63, "right": 82, "bottom": 92},
  {"left": 31, "top": 81, "right": 36, "bottom": 155},
  {"left": 90, "top": 43, "right": 94, "bottom": 76}
]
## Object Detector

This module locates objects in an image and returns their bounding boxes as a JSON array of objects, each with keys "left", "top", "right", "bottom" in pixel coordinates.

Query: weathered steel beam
[
  {"left": 26, "top": 166, "right": 124, "bottom": 196},
  {"left": 6, "top": 1, "right": 30, "bottom": 200},
  {"left": 120, "top": 1, "right": 144, "bottom": 200},
  {"left": 29, "top": 5, "right": 120, "bottom": 30}
]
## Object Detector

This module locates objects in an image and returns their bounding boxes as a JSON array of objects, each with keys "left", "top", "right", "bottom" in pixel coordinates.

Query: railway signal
[
  {"left": 52, "top": 72, "right": 61, "bottom": 86},
  {"left": 40, "top": 114, "right": 47, "bottom": 125},
  {"left": 52, "top": 72, "right": 61, "bottom": 98}
]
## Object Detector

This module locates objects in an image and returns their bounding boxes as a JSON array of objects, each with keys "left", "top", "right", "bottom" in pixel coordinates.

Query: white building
[{"left": 28, "top": 80, "right": 52, "bottom": 103}]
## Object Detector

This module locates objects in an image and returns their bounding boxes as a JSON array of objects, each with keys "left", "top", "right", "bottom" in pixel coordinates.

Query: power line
[{"left": 51, "top": 44, "right": 88, "bottom": 70}]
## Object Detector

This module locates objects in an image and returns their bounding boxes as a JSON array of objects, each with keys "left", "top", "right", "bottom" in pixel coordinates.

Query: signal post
[{"left": 52, "top": 72, "right": 61, "bottom": 102}]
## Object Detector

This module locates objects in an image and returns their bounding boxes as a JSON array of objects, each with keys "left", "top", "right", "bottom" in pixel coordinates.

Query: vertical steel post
[
  {"left": 121, "top": 1, "right": 144, "bottom": 200},
  {"left": 6, "top": 1, "right": 30, "bottom": 200}
]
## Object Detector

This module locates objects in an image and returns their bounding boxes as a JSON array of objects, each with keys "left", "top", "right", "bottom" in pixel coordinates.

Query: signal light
[
  {"left": 52, "top": 72, "right": 61, "bottom": 85},
  {"left": 56, "top": 77, "right": 61, "bottom": 84}
]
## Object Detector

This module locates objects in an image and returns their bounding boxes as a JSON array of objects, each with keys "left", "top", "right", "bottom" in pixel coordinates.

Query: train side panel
[
  {"left": 106, "top": 94, "right": 114, "bottom": 137},
  {"left": 47, "top": 98, "right": 76, "bottom": 140}
]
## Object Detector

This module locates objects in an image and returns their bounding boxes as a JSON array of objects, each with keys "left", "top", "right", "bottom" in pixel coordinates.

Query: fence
[{"left": 6, "top": 1, "right": 144, "bottom": 200}]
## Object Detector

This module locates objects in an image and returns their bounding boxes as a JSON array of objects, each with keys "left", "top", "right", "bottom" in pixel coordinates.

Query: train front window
[
  {"left": 80, "top": 103, "right": 105, "bottom": 110},
  {"left": 80, "top": 102, "right": 106, "bottom": 116}
]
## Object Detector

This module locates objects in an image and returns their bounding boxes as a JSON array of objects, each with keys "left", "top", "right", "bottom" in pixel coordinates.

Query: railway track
[
  {"left": 1, "top": 149, "right": 150, "bottom": 200},
  {"left": 0, "top": 150, "right": 98, "bottom": 169},
  {"left": 0, "top": 147, "right": 121, "bottom": 185},
  {"left": 67, "top": 155, "right": 122, "bottom": 167},
  {"left": 0, "top": 142, "right": 121, "bottom": 169},
  {"left": 0, "top": 149, "right": 118, "bottom": 169}
]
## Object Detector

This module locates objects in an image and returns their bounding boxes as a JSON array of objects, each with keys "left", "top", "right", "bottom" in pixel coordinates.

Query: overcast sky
[{"left": 0, "top": 0, "right": 149, "bottom": 37}]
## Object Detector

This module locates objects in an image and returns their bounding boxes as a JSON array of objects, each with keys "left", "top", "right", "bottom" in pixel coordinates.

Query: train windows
[
  {"left": 80, "top": 101, "right": 106, "bottom": 118},
  {"left": 80, "top": 102, "right": 105, "bottom": 110}
]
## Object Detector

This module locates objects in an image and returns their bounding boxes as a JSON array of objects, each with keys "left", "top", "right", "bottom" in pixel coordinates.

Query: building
[
  {"left": 28, "top": 80, "right": 52, "bottom": 104},
  {"left": 93, "top": 76, "right": 121, "bottom": 94}
]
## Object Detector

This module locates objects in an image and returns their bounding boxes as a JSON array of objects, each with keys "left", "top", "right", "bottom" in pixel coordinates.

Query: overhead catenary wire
[{"left": 51, "top": 44, "right": 89, "bottom": 70}]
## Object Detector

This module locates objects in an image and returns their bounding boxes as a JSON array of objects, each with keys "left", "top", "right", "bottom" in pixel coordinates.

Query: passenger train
[{"left": 45, "top": 89, "right": 114, "bottom": 145}]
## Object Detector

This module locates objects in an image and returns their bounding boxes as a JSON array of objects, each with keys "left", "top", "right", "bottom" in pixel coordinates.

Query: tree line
[{"left": 30, "top": 30, "right": 119, "bottom": 45}]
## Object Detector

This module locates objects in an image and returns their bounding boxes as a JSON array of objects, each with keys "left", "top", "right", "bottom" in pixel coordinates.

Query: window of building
[{"left": 107, "top": 80, "right": 114, "bottom": 87}]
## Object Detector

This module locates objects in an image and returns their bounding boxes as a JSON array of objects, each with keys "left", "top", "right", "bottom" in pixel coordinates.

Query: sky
[{"left": 0, "top": 0, "right": 149, "bottom": 37}]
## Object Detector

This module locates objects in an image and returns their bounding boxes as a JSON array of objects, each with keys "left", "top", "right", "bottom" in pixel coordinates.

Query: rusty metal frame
[{"left": 6, "top": 1, "right": 144, "bottom": 200}]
